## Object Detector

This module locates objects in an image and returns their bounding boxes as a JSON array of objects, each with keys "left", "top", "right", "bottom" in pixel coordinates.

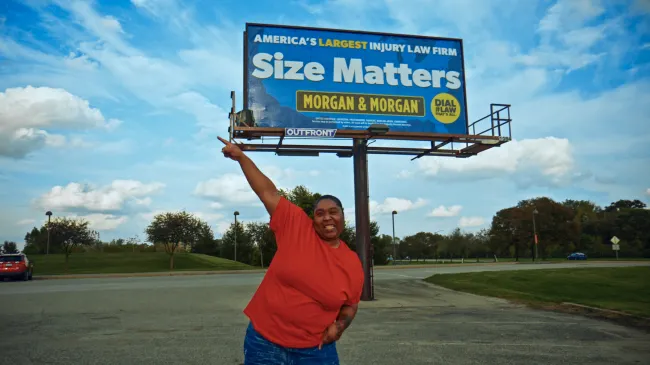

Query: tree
[
  {"left": 221, "top": 220, "right": 253, "bottom": 264},
  {"left": 279, "top": 185, "right": 322, "bottom": 217},
  {"left": 2, "top": 241, "right": 19, "bottom": 254},
  {"left": 467, "top": 228, "right": 490, "bottom": 260},
  {"left": 145, "top": 211, "right": 211, "bottom": 269},
  {"left": 372, "top": 234, "right": 393, "bottom": 265},
  {"left": 47, "top": 217, "right": 98, "bottom": 270},
  {"left": 605, "top": 199, "right": 646, "bottom": 212},
  {"left": 400, "top": 231, "right": 441, "bottom": 261},
  {"left": 611, "top": 209, "right": 650, "bottom": 257},
  {"left": 339, "top": 223, "right": 356, "bottom": 249},
  {"left": 489, "top": 207, "right": 527, "bottom": 260},
  {"left": 245, "top": 222, "right": 277, "bottom": 267},
  {"left": 516, "top": 197, "right": 575, "bottom": 259},
  {"left": 23, "top": 227, "right": 49, "bottom": 254}
]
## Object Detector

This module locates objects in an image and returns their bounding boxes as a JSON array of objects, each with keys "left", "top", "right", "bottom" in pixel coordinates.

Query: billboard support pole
[{"left": 353, "top": 138, "right": 373, "bottom": 301}]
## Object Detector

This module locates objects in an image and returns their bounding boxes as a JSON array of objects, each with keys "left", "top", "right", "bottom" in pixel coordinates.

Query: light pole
[
  {"left": 45, "top": 211, "right": 52, "bottom": 255},
  {"left": 391, "top": 210, "right": 397, "bottom": 265},
  {"left": 533, "top": 209, "right": 539, "bottom": 262},
  {"left": 234, "top": 211, "right": 239, "bottom": 262}
]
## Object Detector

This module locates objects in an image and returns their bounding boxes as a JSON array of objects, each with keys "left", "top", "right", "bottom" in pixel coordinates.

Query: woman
[{"left": 218, "top": 136, "right": 365, "bottom": 364}]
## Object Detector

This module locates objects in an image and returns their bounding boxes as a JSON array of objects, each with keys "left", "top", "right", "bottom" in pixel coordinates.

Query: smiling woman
[{"left": 218, "top": 136, "right": 364, "bottom": 365}]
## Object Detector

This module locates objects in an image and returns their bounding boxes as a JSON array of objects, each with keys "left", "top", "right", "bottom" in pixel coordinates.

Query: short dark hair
[{"left": 313, "top": 194, "right": 344, "bottom": 213}]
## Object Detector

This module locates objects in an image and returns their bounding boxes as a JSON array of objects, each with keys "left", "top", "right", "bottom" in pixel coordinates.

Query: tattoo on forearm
[{"left": 335, "top": 305, "right": 357, "bottom": 336}]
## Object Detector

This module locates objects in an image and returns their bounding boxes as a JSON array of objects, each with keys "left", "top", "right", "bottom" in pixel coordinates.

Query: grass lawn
[
  {"left": 425, "top": 266, "right": 650, "bottom": 318},
  {"left": 29, "top": 252, "right": 255, "bottom": 275}
]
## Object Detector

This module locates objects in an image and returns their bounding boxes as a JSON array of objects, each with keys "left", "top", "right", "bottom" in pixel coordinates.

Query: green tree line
[{"left": 18, "top": 185, "right": 650, "bottom": 269}]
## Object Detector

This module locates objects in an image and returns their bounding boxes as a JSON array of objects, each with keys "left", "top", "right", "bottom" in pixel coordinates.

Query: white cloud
[
  {"left": 369, "top": 197, "right": 428, "bottom": 215},
  {"left": 100, "top": 15, "right": 124, "bottom": 34},
  {"left": 26, "top": 0, "right": 241, "bottom": 141},
  {"left": 79, "top": 213, "right": 128, "bottom": 230},
  {"left": 215, "top": 220, "right": 231, "bottom": 235},
  {"left": 413, "top": 137, "right": 575, "bottom": 187},
  {"left": 396, "top": 170, "right": 412, "bottom": 179},
  {"left": 209, "top": 202, "right": 224, "bottom": 209},
  {"left": 171, "top": 91, "right": 228, "bottom": 138},
  {"left": 192, "top": 212, "right": 225, "bottom": 223},
  {"left": 521, "top": 0, "right": 631, "bottom": 74},
  {"left": 194, "top": 173, "right": 258, "bottom": 205},
  {"left": 0, "top": 86, "right": 121, "bottom": 158},
  {"left": 38, "top": 180, "right": 165, "bottom": 212},
  {"left": 538, "top": 0, "right": 605, "bottom": 33},
  {"left": 646, "top": 188, "right": 650, "bottom": 196},
  {"left": 16, "top": 219, "right": 36, "bottom": 226},
  {"left": 133, "top": 197, "right": 152, "bottom": 206},
  {"left": 57, "top": 0, "right": 136, "bottom": 55},
  {"left": 458, "top": 216, "right": 486, "bottom": 228},
  {"left": 194, "top": 167, "right": 302, "bottom": 206},
  {"left": 138, "top": 210, "right": 166, "bottom": 222},
  {"left": 428, "top": 205, "right": 463, "bottom": 218}
]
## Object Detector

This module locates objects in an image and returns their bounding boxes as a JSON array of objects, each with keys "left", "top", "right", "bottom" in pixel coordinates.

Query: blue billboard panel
[{"left": 245, "top": 24, "right": 468, "bottom": 135}]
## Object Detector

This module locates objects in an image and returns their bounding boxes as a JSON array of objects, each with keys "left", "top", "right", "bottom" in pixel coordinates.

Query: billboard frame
[
  {"left": 230, "top": 23, "right": 514, "bottom": 302},
  {"left": 242, "top": 22, "right": 471, "bottom": 138}
]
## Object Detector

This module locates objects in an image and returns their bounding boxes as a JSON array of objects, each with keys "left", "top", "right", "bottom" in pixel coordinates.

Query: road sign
[
  {"left": 612, "top": 244, "right": 620, "bottom": 251},
  {"left": 610, "top": 236, "right": 620, "bottom": 244}
]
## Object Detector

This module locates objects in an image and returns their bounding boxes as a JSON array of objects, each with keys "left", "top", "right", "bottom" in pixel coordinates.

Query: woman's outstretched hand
[{"left": 218, "top": 136, "right": 244, "bottom": 161}]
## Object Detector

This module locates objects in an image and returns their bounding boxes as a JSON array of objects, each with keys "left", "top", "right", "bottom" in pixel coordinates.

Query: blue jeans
[{"left": 244, "top": 322, "right": 339, "bottom": 364}]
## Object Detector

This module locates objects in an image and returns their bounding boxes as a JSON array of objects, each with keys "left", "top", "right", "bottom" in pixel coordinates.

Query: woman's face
[{"left": 313, "top": 199, "right": 344, "bottom": 242}]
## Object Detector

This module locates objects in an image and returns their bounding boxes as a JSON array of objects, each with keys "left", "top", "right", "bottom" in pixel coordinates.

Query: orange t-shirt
[{"left": 243, "top": 197, "right": 365, "bottom": 348}]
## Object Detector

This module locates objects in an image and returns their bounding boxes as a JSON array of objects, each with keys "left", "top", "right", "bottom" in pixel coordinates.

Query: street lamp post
[
  {"left": 45, "top": 211, "right": 52, "bottom": 255},
  {"left": 391, "top": 210, "right": 397, "bottom": 265},
  {"left": 234, "top": 211, "right": 240, "bottom": 262},
  {"left": 533, "top": 209, "right": 539, "bottom": 262}
]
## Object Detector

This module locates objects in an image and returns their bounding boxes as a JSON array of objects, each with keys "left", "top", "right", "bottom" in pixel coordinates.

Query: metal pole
[
  {"left": 234, "top": 213, "right": 238, "bottom": 262},
  {"left": 392, "top": 211, "right": 397, "bottom": 265},
  {"left": 46, "top": 212, "right": 52, "bottom": 255},
  {"left": 532, "top": 210, "right": 538, "bottom": 262},
  {"left": 353, "top": 138, "right": 373, "bottom": 301}
]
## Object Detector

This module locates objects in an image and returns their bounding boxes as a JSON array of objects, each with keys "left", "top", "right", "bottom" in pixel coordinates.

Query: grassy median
[
  {"left": 29, "top": 252, "right": 254, "bottom": 275},
  {"left": 425, "top": 266, "right": 650, "bottom": 318}
]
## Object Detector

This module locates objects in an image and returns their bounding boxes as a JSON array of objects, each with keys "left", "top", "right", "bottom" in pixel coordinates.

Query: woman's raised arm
[{"left": 218, "top": 136, "right": 281, "bottom": 216}]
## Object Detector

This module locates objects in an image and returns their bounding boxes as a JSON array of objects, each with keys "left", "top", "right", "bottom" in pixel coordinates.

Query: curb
[
  {"left": 34, "top": 269, "right": 267, "bottom": 280},
  {"left": 33, "top": 262, "right": 513, "bottom": 280},
  {"left": 561, "top": 302, "right": 650, "bottom": 320},
  {"left": 373, "top": 262, "right": 516, "bottom": 270}
]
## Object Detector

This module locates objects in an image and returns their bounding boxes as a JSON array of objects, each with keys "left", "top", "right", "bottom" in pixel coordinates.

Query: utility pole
[
  {"left": 45, "top": 211, "right": 52, "bottom": 255},
  {"left": 234, "top": 211, "right": 239, "bottom": 262},
  {"left": 392, "top": 210, "right": 397, "bottom": 265},
  {"left": 533, "top": 209, "right": 539, "bottom": 262}
]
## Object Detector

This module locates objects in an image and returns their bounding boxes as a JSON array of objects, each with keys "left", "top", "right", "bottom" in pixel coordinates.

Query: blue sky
[{"left": 1, "top": 0, "right": 649, "bottom": 248}]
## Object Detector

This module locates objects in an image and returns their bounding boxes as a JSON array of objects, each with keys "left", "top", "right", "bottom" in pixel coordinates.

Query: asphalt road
[{"left": 1, "top": 262, "right": 649, "bottom": 364}]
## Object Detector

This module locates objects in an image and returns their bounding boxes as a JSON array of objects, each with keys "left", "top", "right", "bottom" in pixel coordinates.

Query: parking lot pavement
[{"left": 1, "top": 269, "right": 649, "bottom": 365}]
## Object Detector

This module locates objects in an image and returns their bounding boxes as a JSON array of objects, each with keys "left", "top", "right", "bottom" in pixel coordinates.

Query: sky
[{"left": 1, "top": 0, "right": 649, "bottom": 248}]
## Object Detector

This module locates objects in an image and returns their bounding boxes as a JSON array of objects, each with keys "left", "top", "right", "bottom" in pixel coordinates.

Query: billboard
[{"left": 244, "top": 23, "right": 469, "bottom": 135}]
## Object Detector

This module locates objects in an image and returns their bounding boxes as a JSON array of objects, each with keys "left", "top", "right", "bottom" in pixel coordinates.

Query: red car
[{"left": 0, "top": 253, "right": 34, "bottom": 281}]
